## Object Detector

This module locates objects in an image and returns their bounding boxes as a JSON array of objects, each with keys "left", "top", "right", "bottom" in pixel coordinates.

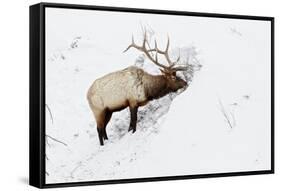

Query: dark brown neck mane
[{"left": 143, "top": 73, "right": 171, "bottom": 101}]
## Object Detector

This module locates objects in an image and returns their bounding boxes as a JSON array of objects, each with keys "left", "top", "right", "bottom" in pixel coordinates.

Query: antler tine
[
  {"left": 168, "top": 50, "right": 181, "bottom": 68},
  {"left": 123, "top": 35, "right": 138, "bottom": 53},
  {"left": 155, "top": 50, "right": 158, "bottom": 63},
  {"left": 170, "top": 50, "right": 188, "bottom": 72},
  {"left": 165, "top": 36, "right": 170, "bottom": 52},
  {"left": 171, "top": 65, "right": 188, "bottom": 72},
  {"left": 162, "top": 36, "right": 175, "bottom": 66},
  {"left": 143, "top": 38, "right": 167, "bottom": 69},
  {"left": 162, "top": 36, "right": 184, "bottom": 70},
  {"left": 142, "top": 30, "right": 147, "bottom": 48},
  {"left": 124, "top": 29, "right": 168, "bottom": 70},
  {"left": 177, "top": 50, "right": 181, "bottom": 62}
]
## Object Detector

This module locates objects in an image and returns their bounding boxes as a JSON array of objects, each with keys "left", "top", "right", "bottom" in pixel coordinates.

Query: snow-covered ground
[{"left": 45, "top": 8, "right": 272, "bottom": 183}]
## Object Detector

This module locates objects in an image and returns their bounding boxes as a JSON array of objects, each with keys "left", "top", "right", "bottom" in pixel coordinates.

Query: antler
[
  {"left": 124, "top": 30, "right": 186, "bottom": 73},
  {"left": 124, "top": 31, "right": 168, "bottom": 70}
]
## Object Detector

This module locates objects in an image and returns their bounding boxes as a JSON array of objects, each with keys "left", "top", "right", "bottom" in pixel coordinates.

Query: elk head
[{"left": 123, "top": 30, "right": 188, "bottom": 92}]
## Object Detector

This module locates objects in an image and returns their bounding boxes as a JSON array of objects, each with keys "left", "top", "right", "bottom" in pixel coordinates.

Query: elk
[{"left": 87, "top": 31, "right": 188, "bottom": 145}]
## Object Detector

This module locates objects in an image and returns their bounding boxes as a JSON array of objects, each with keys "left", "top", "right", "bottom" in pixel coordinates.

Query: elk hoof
[
  {"left": 128, "top": 126, "right": 132, "bottom": 132},
  {"left": 128, "top": 126, "right": 136, "bottom": 133}
]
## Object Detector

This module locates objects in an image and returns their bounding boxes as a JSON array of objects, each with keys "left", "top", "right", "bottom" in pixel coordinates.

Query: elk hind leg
[{"left": 129, "top": 106, "right": 138, "bottom": 133}]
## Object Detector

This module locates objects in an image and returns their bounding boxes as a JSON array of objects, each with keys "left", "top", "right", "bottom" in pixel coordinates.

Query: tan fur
[{"left": 87, "top": 66, "right": 146, "bottom": 112}]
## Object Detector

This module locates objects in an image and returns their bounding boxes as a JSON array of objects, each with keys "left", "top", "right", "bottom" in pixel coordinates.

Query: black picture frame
[{"left": 29, "top": 2, "right": 275, "bottom": 189}]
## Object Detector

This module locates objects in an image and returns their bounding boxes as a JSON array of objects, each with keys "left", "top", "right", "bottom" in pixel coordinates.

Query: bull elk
[{"left": 87, "top": 31, "right": 188, "bottom": 145}]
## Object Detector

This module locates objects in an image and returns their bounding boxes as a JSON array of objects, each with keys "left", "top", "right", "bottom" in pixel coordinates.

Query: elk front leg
[
  {"left": 128, "top": 106, "right": 138, "bottom": 133},
  {"left": 97, "top": 128, "right": 104, "bottom": 146},
  {"left": 95, "top": 110, "right": 106, "bottom": 146},
  {"left": 103, "top": 111, "right": 112, "bottom": 140}
]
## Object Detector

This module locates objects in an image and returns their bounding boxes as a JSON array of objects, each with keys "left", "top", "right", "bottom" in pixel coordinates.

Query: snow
[{"left": 45, "top": 8, "right": 271, "bottom": 183}]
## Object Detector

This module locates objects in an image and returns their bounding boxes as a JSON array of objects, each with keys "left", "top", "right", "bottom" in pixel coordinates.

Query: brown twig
[
  {"left": 46, "top": 134, "right": 68, "bottom": 146},
  {"left": 230, "top": 110, "right": 236, "bottom": 127},
  {"left": 70, "top": 162, "right": 82, "bottom": 178},
  {"left": 218, "top": 98, "right": 233, "bottom": 129},
  {"left": 45, "top": 104, "right": 54, "bottom": 124},
  {"left": 46, "top": 137, "right": 51, "bottom": 147}
]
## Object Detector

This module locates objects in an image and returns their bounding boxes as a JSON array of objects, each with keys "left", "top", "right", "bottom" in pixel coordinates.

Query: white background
[{"left": 0, "top": 0, "right": 279, "bottom": 190}]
